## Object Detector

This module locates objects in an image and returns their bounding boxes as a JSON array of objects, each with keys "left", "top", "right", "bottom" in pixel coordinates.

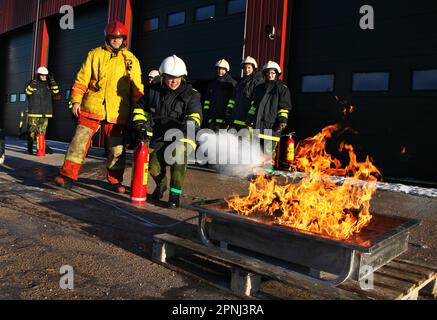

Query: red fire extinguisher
[
  {"left": 130, "top": 141, "right": 150, "bottom": 206},
  {"left": 286, "top": 133, "right": 295, "bottom": 164},
  {"left": 36, "top": 132, "right": 46, "bottom": 157}
]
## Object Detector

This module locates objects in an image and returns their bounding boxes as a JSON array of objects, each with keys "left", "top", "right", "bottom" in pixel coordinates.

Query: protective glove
[
  {"left": 48, "top": 73, "right": 56, "bottom": 83},
  {"left": 133, "top": 120, "right": 151, "bottom": 141},
  {"left": 275, "top": 122, "right": 287, "bottom": 134}
]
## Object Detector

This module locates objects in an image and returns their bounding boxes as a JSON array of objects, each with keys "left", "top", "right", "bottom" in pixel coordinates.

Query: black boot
[
  {"left": 151, "top": 185, "right": 167, "bottom": 201},
  {"left": 27, "top": 138, "right": 33, "bottom": 155},
  {"left": 45, "top": 145, "right": 54, "bottom": 154},
  {"left": 168, "top": 193, "right": 181, "bottom": 209},
  {"left": 54, "top": 176, "right": 73, "bottom": 189}
]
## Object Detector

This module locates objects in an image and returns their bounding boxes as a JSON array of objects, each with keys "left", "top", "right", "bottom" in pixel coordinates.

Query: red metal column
[
  {"left": 124, "top": 0, "right": 133, "bottom": 49},
  {"left": 108, "top": 0, "right": 133, "bottom": 48},
  {"left": 279, "top": 0, "right": 289, "bottom": 79},
  {"left": 36, "top": 19, "right": 49, "bottom": 69},
  {"left": 244, "top": 0, "right": 290, "bottom": 79}
]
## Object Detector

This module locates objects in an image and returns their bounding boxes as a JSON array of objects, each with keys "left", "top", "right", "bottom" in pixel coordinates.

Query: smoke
[{"left": 196, "top": 129, "right": 270, "bottom": 178}]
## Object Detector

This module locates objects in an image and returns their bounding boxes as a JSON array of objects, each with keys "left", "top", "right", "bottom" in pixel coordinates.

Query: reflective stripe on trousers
[{"left": 61, "top": 114, "right": 126, "bottom": 183}]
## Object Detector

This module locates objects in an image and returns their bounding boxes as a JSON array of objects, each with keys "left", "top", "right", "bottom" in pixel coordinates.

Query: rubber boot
[
  {"left": 27, "top": 138, "right": 34, "bottom": 155},
  {"left": 54, "top": 176, "right": 73, "bottom": 190},
  {"left": 168, "top": 193, "right": 181, "bottom": 209},
  {"left": 151, "top": 185, "right": 167, "bottom": 201},
  {"left": 112, "top": 184, "right": 126, "bottom": 194}
]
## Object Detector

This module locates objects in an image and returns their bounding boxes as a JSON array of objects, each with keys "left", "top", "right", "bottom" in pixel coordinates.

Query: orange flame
[{"left": 226, "top": 124, "right": 381, "bottom": 240}]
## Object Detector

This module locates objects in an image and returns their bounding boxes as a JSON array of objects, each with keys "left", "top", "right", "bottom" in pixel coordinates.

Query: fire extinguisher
[
  {"left": 36, "top": 131, "right": 46, "bottom": 157},
  {"left": 286, "top": 133, "right": 295, "bottom": 164},
  {"left": 130, "top": 141, "right": 150, "bottom": 206}
]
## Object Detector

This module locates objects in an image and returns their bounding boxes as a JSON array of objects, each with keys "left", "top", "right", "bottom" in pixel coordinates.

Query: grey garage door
[
  {"left": 47, "top": 1, "right": 108, "bottom": 142},
  {"left": 0, "top": 27, "right": 33, "bottom": 136},
  {"left": 288, "top": 0, "right": 437, "bottom": 183}
]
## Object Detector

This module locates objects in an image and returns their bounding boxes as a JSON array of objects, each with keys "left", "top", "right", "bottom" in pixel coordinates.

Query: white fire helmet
[
  {"left": 148, "top": 70, "right": 160, "bottom": 78},
  {"left": 262, "top": 61, "right": 282, "bottom": 75},
  {"left": 159, "top": 55, "right": 188, "bottom": 77},
  {"left": 215, "top": 59, "right": 230, "bottom": 72},
  {"left": 241, "top": 56, "right": 258, "bottom": 69},
  {"left": 36, "top": 66, "right": 49, "bottom": 75}
]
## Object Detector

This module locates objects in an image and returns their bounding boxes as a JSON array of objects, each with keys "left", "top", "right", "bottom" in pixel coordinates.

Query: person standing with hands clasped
[
  {"left": 25, "top": 66, "right": 60, "bottom": 155},
  {"left": 203, "top": 59, "right": 236, "bottom": 131},
  {"left": 246, "top": 61, "right": 292, "bottom": 173}
]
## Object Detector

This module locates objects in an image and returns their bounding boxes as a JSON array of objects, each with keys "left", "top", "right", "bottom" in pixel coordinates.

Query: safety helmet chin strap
[{"left": 105, "top": 37, "right": 127, "bottom": 52}]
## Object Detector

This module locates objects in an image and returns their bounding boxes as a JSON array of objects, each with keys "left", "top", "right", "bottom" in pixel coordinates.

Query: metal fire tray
[{"left": 184, "top": 199, "right": 420, "bottom": 286}]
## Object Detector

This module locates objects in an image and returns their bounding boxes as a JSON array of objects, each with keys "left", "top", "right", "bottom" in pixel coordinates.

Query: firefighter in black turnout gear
[
  {"left": 25, "top": 66, "right": 59, "bottom": 155},
  {"left": 226, "top": 56, "right": 264, "bottom": 130},
  {"left": 132, "top": 55, "right": 202, "bottom": 208},
  {"left": 203, "top": 59, "right": 236, "bottom": 131},
  {"left": 246, "top": 61, "right": 292, "bottom": 173}
]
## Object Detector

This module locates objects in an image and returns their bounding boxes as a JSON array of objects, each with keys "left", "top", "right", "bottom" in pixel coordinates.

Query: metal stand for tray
[{"left": 184, "top": 199, "right": 420, "bottom": 287}]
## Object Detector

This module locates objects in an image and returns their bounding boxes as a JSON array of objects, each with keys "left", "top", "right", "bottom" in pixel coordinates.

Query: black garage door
[
  {"left": 131, "top": 0, "right": 245, "bottom": 85},
  {"left": 47, "top": 1, "right": 108, "bottom": 142},
  {"left": 288, "top": 0, "right": 437, "bottom": 184},
  {"left": 0, "top": 27, "right": 33, "bottom": 136}
]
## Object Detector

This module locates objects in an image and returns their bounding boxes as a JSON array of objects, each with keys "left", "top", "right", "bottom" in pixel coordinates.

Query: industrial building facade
[{"left": 0, "top": 0, "right": 436, "bottom": 184}]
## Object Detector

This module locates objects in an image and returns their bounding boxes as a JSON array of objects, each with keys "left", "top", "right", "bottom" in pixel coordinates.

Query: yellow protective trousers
[{"left": 60, "top": 114, "right": 126, "bottom": 184}]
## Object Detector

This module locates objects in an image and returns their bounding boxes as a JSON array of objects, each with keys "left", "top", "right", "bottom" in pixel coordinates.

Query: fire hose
[{"left": 65, "top": 186, "right": 199, "bottom": 229}]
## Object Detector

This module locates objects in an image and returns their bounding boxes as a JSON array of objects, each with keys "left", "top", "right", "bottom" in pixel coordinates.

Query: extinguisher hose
[{"left": 69, "top": 188, "right": 199, "bottom": 229}]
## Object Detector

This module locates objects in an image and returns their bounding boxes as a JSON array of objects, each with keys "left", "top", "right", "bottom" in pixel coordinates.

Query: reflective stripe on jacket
[
  {"left": 228, "top": 72, "right": 264, "bottom": 124},
  {"left": 70, "top": 45, "right": 144, "bottom": 124},
  {"left": 249, "top": 80, "right": 292, "bottom": 133},
  {"left": 25, "top": 79, "right": 57, "bottom": 117},
  {"left": 204, "top": 73, "right": 236, "bottom": 123},
  {"left": 133, "top": 82, "right": 202, "bottom": 149}
]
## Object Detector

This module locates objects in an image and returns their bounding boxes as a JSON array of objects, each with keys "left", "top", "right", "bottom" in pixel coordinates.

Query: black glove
[
  {"left": 133, "top": 120, "right": 150, "bottom": 140},
  {"left": 274, "top": 122, "right": 287, "bottom": 135},
  {"left": 49, "top": 73, "right": 57, "bottom": 87}
]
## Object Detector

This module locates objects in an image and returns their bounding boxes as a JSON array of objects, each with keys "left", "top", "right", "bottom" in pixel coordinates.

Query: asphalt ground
[{"left": 0, "top": 137, "right": 436, "bottom": 300}]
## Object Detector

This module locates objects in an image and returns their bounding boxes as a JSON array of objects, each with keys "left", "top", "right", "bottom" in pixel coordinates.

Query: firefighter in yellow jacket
[{"left": 54, "top": 21, "right": 144, "bottom": 193}]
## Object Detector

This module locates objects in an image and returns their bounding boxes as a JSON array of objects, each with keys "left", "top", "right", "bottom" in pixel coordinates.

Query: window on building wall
[
  {"left": 19, "top": 93, "right": 26, "bottom": 102},
  {"left": 412, "top": 69, "right": 437, "bottom": 91},
  {"left": 227, "top": 0, "right": 246, "bottom": 15},
  {"left": 352, "top": 72, "right": 390, "bottom": 92},
  {"left": 195, "top": 5, "right": 215, "bottom": 21},
  {"left": 168, "top": 11, "right": 185, "bottom": 27},
  {"left": 144, "top": 17, "right": 159, "bottom": 32},
  {"left": 302, "top": 74, "right": 335, "bottom": 93},
  {"left": 10, "top": 94, "right": 17, "bottom": 103}
]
